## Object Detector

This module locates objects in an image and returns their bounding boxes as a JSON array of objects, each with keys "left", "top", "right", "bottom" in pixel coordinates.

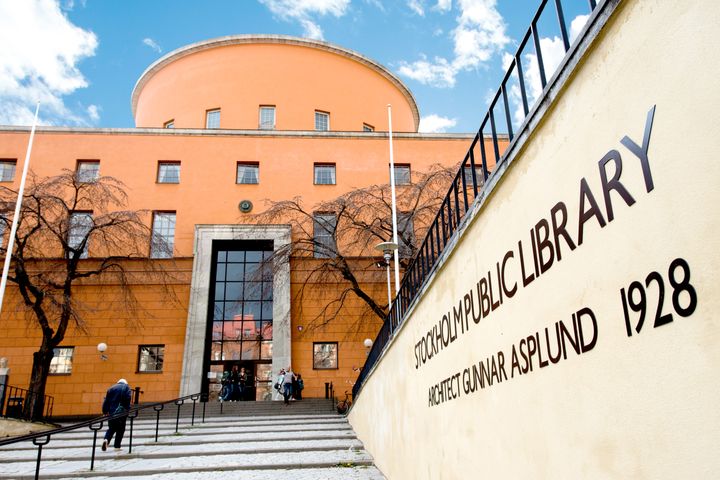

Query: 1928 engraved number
[{"left": 620, "top": 258, "right": 698, "bottom": 337}]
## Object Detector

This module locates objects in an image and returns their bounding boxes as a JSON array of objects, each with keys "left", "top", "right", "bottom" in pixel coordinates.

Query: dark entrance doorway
[{"left": 202, "top": 240, "right": 274, "bottom": 400}]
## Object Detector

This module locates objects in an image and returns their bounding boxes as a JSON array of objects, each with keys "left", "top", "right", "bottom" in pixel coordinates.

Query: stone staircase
[{"left": 0, "top": 399, "right": 385, "bottom": 479}]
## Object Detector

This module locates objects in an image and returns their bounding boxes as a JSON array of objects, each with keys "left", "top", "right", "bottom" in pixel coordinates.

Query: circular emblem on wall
[{"left": 238, "top": 200, "right": 253, "bottom": 213}]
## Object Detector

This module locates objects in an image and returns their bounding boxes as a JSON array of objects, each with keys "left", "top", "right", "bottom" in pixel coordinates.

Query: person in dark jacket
[{"left": 101, "top": 379, "right": 132, "bottom": 451}]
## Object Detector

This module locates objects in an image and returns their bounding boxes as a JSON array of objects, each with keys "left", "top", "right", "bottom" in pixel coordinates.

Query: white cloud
[
  {"left": 87, "top": 104, "right": 100, "bottom": 121},
  {"left": 258, "top": 0, "right": 350, "bottom": 40},
  {"left": 569, "top": 14, "right": 589, "bottom": 44},
  {"left": 142, "top": 37, "right": 162, "bottom": 53},
  {"left": 397, "top": 0, "right": 509, "bottom": 88},
  {"left": 0, "top": 0, "right": 98, "bottom": 126},
  {"left": 435, "top": 0, "right": 452, "bottom": 12},
  {"left": 407, "top": 0, "right": 425, "bottom": 16},
  {"left": 419, "top": 114, "right": 457, "bottom": 133}
]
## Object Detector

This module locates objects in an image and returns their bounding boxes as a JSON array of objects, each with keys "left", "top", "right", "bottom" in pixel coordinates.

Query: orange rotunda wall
[{"left": 132, "top": 35, "right": 419, "bottom": 132}]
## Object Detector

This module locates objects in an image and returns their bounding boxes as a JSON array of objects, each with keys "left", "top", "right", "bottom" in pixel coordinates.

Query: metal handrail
[
  {"left": 354, "top": 0, "right": 603, "bottom": 401},
  {"left": 0, "top": 383, "right": 54, "bottom": 421},
  {"left": 0, "top": 391, "right": 208, "bottom": 480}
]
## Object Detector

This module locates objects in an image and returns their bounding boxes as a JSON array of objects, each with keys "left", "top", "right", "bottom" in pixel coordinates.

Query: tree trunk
[{"left": 24, "top": 340, "right": 54, "bottom": 421}]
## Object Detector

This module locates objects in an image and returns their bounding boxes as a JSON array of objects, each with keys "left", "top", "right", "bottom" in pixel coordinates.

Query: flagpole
[
  {"left": 0, "top": 102, "right": 40, "bottom": 314},
  {"left": 387, "top": 104, "right": 401, "bottom": 295}
]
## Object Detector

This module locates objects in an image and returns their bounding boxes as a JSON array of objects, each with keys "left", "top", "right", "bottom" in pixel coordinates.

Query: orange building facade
[{"left": 0, "top": 35, "right": 495, "bottom": 416}]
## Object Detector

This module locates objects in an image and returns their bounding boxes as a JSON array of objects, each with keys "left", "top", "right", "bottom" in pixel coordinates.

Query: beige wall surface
[{"left": 349, "top": 1, "right": 720, "bottom": 478}]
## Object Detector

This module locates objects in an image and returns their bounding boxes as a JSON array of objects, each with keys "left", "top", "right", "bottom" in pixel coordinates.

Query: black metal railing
[
  {"left": 0, "top": 383, "right": 54, "bottom": 421},
  {"left": 354, "top": 0, "right": 603, "bottom": 401},
  {"left": 0, "top": 392, "right": 208, "bottom": 480}
]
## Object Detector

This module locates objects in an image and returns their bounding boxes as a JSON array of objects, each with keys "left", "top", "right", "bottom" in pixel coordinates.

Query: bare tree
[
  {"left": 252, "top": 164, "right": 457, "bottom": 331},
  {"left": 0, "top": 170, "right": 174, "bottom": 420}
]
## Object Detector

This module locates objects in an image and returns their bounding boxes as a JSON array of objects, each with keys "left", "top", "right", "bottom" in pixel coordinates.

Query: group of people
[
  {"left": 220, "top": 365, "right": 248, "bottom": 402},
  {"left": 274, "top": 367, "right": 304, "bottom": 405}
]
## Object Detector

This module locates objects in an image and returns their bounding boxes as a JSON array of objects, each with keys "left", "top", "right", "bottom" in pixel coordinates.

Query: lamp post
[
  {"left": 97, "top": 342, "right": 108, "bottom": 361},
  {"left": 375, "top": 241, "right": 398, "bottom": 331}
]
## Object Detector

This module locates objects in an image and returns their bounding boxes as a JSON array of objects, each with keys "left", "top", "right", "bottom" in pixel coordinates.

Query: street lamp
[
  {"left": 363, "top": 338, "right": 373, "bottom": 356},
  {"left": 375, "top": 241, "right": 398, "bottom": 327},
  {"left": 97, "top": 342, "right": 108, "bottom": 361}
]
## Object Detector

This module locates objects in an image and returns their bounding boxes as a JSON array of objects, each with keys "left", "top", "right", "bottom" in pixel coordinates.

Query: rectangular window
[
  {"left": 393, "top": 164, "right": 411, "bottom": 185},
  {"left": 313, "top": 342, "right": 338, "bottom": 369},
  {"left": 313, "top": 213, "right": 337, "bottom": 258},
  {"left": 0, "top": 160, "right": 16, "bottom": 182},
  {"left": 76, "top": 160, "right": 100, "bottom": 183},
  {"left": 315, "top": 111, "right": 330, "bottom": 131},
  {"left": 398, "top": 212, "right": 415, "bottom": 258},
  {"left": 236, "top": 162, "right": 259, "bottom": 184},
  {"left": 362, "top": 123, "right": 374, "bottom": 132},
  {"left": 68, "top": 212, "right": 92, "bottom": 259},
  {"left": 138, "top": 345, "right": 165, "bottom": 372},
  {"left": 463, "top": 165, "right": 486, "bottom": 189},
  {"left": 206, "top": 109, "right": 221, "bottom": 129},
  {"left": 49, "top": 347, "right": 74, "bottom": 375},
  {"left": 157, "top": 162, "right": 180, "bottom": 184},
  {"left": 259, "top": 106, "right": 276, "bottom": 129},
  {"left": 314, "top": 163, "right": 336, "bottom": 185},
  {"left": 151, "top": 212, "right": 176, "bottom": 258},
  {"left": 164, "top": 119, "right": 174, "bottom": 129}
]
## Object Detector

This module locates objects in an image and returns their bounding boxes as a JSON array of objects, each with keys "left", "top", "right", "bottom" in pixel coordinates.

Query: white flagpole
[
  {"left": 387, "top": 104, "right": 401, "bottom": 295},
  {"left": 0, "top": 102, "right": 40, "bottom": 315}
]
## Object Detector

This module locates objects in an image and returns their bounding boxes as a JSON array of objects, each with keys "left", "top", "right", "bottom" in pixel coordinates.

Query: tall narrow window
[
  {"left": 314, "top": 163, "right": 336, "bottom": 185},
  {"left": 206, "top": 109, "right": 221, "bottom": 129},
  {"left": 393, "top": 164, "right": 411, "bottom": 185},
  {"left": 313, "top": 213, "right": 337, "bottom": 258},
  {"left": 68, "top": 212, "right": 92, "bottom": 259},
  {"left": 398, "top": 212, "right": 415, "bottom": 258},
  {"left": 236, "top": 162, "right": 259, "bottom": 184},
  {"left": 157, "top": 162, "right": 181, "bottom": 183},
  {"left": 362, "top": 123, "right": 374, "bottom": 132},
  {"left": 76, "top": 160, "right": 100, "bottom": 183},
  {"left": 259, "top": 106, "right": 276, "bottom": 129},
  {"left": 164, "top": 119, "right": 174, "bottom": 128},
  {"left": 151, "top": 212, "right": 176, "bottom": 258},
  {"left": 49, "top": 347, "right": 74, "bottom": 375},
  {"left": 0, "top": 160, "right": 16, "bottom": 182},
  {"left": 138, "top": 345, "right": 165, "bottom": 372},
  {"left": 315, "top": 111, "right": 330, "bottom": 131}
]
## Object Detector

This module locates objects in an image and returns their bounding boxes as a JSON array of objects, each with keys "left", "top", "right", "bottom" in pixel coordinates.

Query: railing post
[
  {"left": 128, "top": 409, "right": 138, "bottom": 454},
  {"left": 88, "top": 421, "right": 103, "bottom": 471},
  {"left": 153, "top": 404, "right": 164, "bottom": 442},
  {"left": 190, "top": 394, "right": 199, "bottom": 426},
  {"left": 31, "top": 435, "right": 50, "bottom": 480},
  {"left": 201, "top": 393, "right": 208, "bottom": 423},
  {"left": 174, "top": 399, "right": 184, "bottom": 433}
]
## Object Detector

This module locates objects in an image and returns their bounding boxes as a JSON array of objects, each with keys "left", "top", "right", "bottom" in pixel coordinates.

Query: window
[
  {"left": 0, "top": 160, "right": 16, "bottom": 182},
  {"left": 157, "top": 162, "right": 180, "bottom": 183},
  {"left": 236, "top": 162, "right": 259, "bottom": 184},
  {"left": 463, "top": 165, "right": 486, "bottom": 189},
  {"left": 68, "top": 212, "right": 92, "bottom": 259},
  {"left": 314, "top": 163, "right": 336, "bottom": 185},
  {"left": 398, "top": 212, "right": 415, "bottom": 258},
  {"left": 76, "top": 160, "right": 100, "bottom": 183},
  {"left": 313, "top": 342, "right": 338, "bottom": 369},
  {"left": 206, "top": 109, "right": 221, "bottom": 129},
  {"left": 393, "top": 164, "right": 411, "bottom": 185},
  {"left": 313, "top": 213, "right": 337, "bottom": 258},
  {"left": 164, "top": 120, "right": 174, "bottom": 129},
  {"left": 259, "top": 106, "right": 275, "bottom": 129},
  {"left": 49, "top": 347, "right": 74, "bottom": 375},
  {"left": 138, "top": 345, "right": 165, "bottom": 372},
  {"left": 315, "top": 111, "right": 330, "bottom": 131},
  {"left": 151, "top": 212, "right": 176, "bottom": 258},
  {"left": 363, "top": 123, "right": 374, "bottom": 132}
]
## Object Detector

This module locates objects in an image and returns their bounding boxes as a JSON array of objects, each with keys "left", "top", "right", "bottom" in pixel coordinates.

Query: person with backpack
[{"left": 101, "top": 379, "right": 131, "bottom": 451}]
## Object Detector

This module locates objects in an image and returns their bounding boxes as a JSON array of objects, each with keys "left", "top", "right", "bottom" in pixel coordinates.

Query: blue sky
[{"left": 0, "top": 0, "right": 593, "bottom": 133}]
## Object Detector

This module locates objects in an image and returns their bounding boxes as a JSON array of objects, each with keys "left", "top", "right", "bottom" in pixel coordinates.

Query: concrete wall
[{"left": 349, "top": 1, "right": 720, "bottom": 478}]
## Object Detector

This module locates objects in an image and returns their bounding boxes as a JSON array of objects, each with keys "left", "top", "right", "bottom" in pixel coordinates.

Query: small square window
[
  {"left": 315, "top": 111, "right": 330, "bottom": 131},
  {"left": 138, "top": 345, "right": 165, "bottom": 372},
  {"left": 463, "top": 166, "right": 486, "bottom": 189},
  {"left": 362, "top": 123, "right": 374, "bottom": 132},
  {"left": 314, "top": 163, "right": 336, "bottom": 185},
  {"left": 237, "top": 162, "right": 259, "bottom": 184},
  {"left": 259, "top": 106, "right": 275, "bottom": 130},
  {"left": 151, "top": 212, "right": 176, "bottom": 258},
  {"left": 0, "top": 160, "right": 16, "bottom": 182},
  {"left": 393, "top": 164, "right": 411, "bottom": 185},
  {"left": 164, "top": 120, "right": 174, "bottom": 129},
  {"left": 206, "top": 109, "right": 221, "bottom": 129},
  {"left": 49, "top": 347, "right": 74, "bottom": 375},
  {"left": 76, "top": 161, "right": 100, "bottom": 183},
  {"left": 157, "top": 162, "right": 180, "bottom": 183},
  {"left": 313, "top": 342, "right": 338, "bottom": 369}
]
